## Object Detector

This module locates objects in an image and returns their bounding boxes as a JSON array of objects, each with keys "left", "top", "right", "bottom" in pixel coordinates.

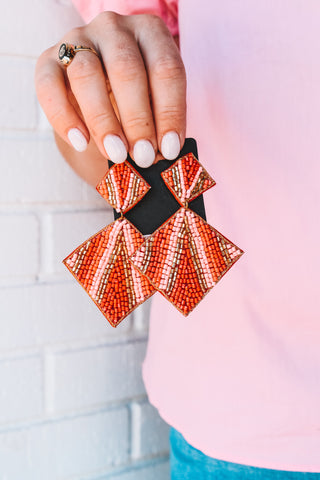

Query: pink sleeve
[{"left": 71, "top": 0, "right": 178, "bottom": 36}]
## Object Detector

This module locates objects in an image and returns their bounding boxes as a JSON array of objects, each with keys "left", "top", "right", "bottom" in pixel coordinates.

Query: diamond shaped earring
[
  {"left": 63, "top": 161, "right": 155, "bottom": 327},
  {"left": 130, "top": 152, "right": 244, "bottom": 316}
]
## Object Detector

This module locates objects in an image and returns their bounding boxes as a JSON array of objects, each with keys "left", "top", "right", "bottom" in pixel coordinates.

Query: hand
[{"left": 34, "top": 11, "right": 186, "bottom": 172}]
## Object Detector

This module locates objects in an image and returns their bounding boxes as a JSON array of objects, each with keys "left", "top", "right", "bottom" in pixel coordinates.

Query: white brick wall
[
  {"left": 0, "top": 1, "right": 170, "bottom": 478},
  {"left": 0, "top": 57, "right": 38, "bottom": 130},
  {"left": 0, "top": 409, "right": 129, "bottom": 480},
  {"left": 0, "top": 214, "right": 39, "bottom": 280},
  {"left": 0, "top": 353, "right": 43, "bottom": 424},
  {"left": 46, "top": 339, "right": 147, "bottom": 413}
]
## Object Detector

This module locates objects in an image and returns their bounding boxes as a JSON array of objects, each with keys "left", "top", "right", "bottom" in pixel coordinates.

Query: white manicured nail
[
  {"left": 161, "top": 131, "right": 181, "bottom": 160},
  {"left": 67, "top": 128, "right": 88, "bottom": 152},
  {"left": 133, "top": 139, "right": 155, "bottom": 168},
  {"left": 103, "top": 134, "right": 127, "bottom": 163}
]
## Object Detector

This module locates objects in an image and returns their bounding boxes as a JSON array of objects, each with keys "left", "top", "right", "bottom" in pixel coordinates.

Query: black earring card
[{"left": 108, "top": 138, "right": 206, "bottom": 235}]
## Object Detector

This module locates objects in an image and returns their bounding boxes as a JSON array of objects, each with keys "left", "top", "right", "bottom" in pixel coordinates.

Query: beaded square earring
[
  {"left": 130, "top": 152, "right": 244, "bottom": 315},
  {"left": 63, "top": 161, "right": 155, "bottom": 327}
]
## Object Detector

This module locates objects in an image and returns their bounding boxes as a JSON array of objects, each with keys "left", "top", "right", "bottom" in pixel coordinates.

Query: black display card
[{"left": 108, "top": 137, "right": 206, "bottom": 235}]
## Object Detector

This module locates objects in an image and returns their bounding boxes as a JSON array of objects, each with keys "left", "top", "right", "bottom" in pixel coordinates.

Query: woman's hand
[{"left": 34, "top": 11, "right": 186, "bottom": 184}]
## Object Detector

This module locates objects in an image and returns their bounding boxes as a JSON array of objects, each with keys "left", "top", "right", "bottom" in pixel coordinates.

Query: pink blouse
[{"left": 72, "top": 0, "right": 320, "bottom": 471}]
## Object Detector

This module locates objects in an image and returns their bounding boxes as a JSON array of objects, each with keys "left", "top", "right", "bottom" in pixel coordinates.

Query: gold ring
[{"left": 58, "top": 42, "right": 99, "bottom": 66}]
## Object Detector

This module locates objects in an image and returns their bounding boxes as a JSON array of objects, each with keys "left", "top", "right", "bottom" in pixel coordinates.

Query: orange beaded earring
[
  {"left": 62, "top": 139, "right": 243, "bottom": 327},
  {"left": 130, "top": 152, "right": 244, "bottom": 316},
  {"left": 63, "top": 161, "right": 155, "bottom": 328}
]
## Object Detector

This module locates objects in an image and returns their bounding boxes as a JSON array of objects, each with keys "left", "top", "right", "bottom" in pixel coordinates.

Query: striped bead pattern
[
  {"left": 63, "top": 218, "right": 155, "bottom": 327},
  {"left": 161, "top": 152, "right": 215, "bottom": 206},
  {"left": 131, "top": 208, "right": 243, "bottom": 316},
  {"left": 96, "top": 161, "right": 150, "bottom": 213}
]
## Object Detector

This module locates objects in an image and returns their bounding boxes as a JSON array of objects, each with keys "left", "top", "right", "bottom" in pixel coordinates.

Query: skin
[{"left": 34, "top": 11, "right": 186, "bottom": 187}]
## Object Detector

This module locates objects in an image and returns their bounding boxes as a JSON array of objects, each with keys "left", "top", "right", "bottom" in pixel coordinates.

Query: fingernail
[
  {"left": 67, "top": 128, "right": 88, "bottom": 152},
  {"left": 161, "top": 131, "right": 181, "bottom": 160},
  {"left": 133, "top": 139, "right": 155, "bottom": 168},
  {"left": 103, "top": 134, "right": 127, "bottom": 163}
]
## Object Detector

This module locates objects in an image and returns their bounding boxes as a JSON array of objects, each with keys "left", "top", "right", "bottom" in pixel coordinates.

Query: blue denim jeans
[{"left": 169, "top": 427, "right": 320, "bottom": 479}]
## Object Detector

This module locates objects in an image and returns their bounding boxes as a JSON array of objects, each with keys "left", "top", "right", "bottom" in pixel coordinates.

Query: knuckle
[
  {"left": 48, "top": 105, "right": 67, "bottom": 124},
  {"left": 45, "top": 102, "right": 71, "bottom": 128},
  {"left": 67, "top": 26, "right": 85, "bottom": 40},
  {"left": 153, "top": 56, "right": 186, "bottom": 81},
  {"left": 90, "top": 10, "right": 121, "bottom": 30},
  {"left": 67, "top": 54, "right": 99, "bottom": 82},
  {"left": 111, "top": 52, "right": 144, "bottom": 82},
  {"left": 87, "top": 111, "right": 115, "bottom": 133},
  {"left": 140, "top": 13, "right": 166, "bottom": 29},
  {"left": 148, "top": 14, "right": 166, "bottom": 27},
  {"left": 132, "top": 13, "right": 170, "bottom": 37},
  {"left": 125, "top": 112, "right": 153, "bottom": 131},
  {"left": 158, "top": 106, "right": 186, "bottom": 124}
]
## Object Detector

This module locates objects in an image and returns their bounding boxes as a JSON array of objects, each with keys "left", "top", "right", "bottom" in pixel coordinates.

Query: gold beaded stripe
[
  {"left": 63, "top": 218, "right": 155, "bottom": 327},
  {"left": 96, "top": 161, "right": 151, "bottom": 213},
  {"left": 72, "top": 242, "right": 91, "bottom": 277},
  {"left": 130, "top": 208, "right": 243, "bottom": 316},
  {"left": 161, "top": 153, "right": 216, "bottom": 206}
]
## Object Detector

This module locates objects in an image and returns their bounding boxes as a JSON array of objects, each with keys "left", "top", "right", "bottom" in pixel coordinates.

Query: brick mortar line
[
  {"left": 0, "top": 275, "right": 39, "bottom": 288},
  {"left": 0, "top": 53, "right": 38, "bottom": 60},
  {"left": 0, "top": 276, "right": 74, "bottom": 290},
  {"left": 0, "top": 330, "right": 148, "bottom": 362},
  {"left": 43, "top": 332, "right": 148, "bottom": 354},
  {"left": 0, "top": 126, "right": 39, "bottom": 133},
  {"left": 0, "top": 348, "right": 42, "bottom": 362},
  {"left": 0, "top": 396, "right": 150, "bottom": 434}
]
